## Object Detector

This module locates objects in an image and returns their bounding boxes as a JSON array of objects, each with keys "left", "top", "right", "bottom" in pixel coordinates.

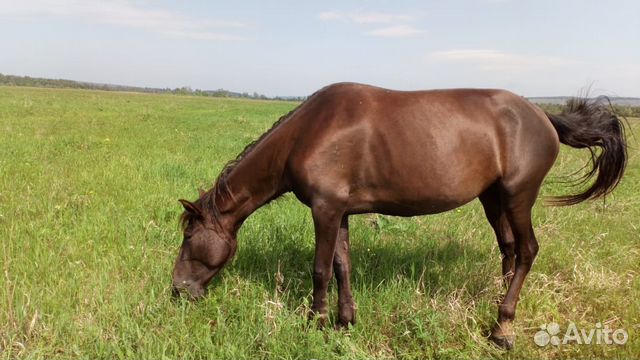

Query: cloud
[
  {"left": 317, "top": 11, "right": 343, "bottom": 21},
  {"left": 0, "top": 0, "right": 247, "bottom": 41},
  {"left": 318, "top": 11, "right": 412, "bottom": 24},
  {"left": 367, "top": 25, "right": 425, "bottom": 38},
  {"left": 425, "top": 49, "right": 579, "bottom": 71},
  {"left": 318, "top": 10, "right": 425, "bottom": 38}
]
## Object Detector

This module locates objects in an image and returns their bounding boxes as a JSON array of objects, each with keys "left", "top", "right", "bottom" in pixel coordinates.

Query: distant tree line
[
  {"left": 0, "top": 73, "right": 306, "bottom": 102},
  {"left": 1, "top": 73, "right": 638, "bottom": 114},
  {"left": 535, "top": 101, "right": 640, "bottom": 118}
]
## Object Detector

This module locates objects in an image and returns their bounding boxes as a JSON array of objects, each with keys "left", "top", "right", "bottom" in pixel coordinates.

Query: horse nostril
[
  {"left": 172, "top": 280, "right": 193, "bottom": 297},
  {"left": 173, "top": 279, "right": 189, "bottom": 287}
]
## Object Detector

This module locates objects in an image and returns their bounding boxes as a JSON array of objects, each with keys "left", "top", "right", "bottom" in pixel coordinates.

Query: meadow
[{"left": 1, "top": 86, "right": 638, "bottom": 359}]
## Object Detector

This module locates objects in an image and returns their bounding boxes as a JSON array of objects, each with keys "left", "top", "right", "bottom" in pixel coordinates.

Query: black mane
[{"left": 181, "top": 101, "right": 306, "bottom": 228}]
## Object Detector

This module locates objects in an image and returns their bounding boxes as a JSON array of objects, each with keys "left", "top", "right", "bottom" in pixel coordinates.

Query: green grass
[{"left": 1, "top": 86, "right": 638, "bottom": 359}]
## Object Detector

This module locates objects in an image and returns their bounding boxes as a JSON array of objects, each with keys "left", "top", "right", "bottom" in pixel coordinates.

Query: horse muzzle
[{"left": 172, "top": 280, "right": 206, "bottom": 300}]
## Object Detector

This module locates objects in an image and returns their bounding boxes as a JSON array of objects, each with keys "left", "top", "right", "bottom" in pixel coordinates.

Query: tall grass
[{"left": 1, "top": 86, "right": 638, "bottom": 359}]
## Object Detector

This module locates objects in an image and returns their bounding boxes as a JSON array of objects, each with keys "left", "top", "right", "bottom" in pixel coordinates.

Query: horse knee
[{"left": 313, "top": 268, "right": 332, "bottom": 284}]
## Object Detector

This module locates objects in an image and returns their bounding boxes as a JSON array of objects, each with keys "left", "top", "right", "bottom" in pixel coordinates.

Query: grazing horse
[{"left": 171, "top": 83, "right": 627, "bottom": 348}]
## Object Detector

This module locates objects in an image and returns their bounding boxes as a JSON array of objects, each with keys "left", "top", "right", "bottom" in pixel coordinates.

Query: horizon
[
  {"left": 4, "top": 72, "right": 640, "bottom": 101},
  {"left": 1, "top": 0, "right": 639, "bottom": 97}
]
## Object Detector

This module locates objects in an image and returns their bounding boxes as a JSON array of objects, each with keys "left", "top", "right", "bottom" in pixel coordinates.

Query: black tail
[{"left": 546, "top": 97, "right": 628, "bottom": 206}]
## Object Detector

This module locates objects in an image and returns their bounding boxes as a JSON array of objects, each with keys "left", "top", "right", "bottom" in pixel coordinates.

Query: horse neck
[{"left": 212, "top": 132, "right": 293, "bottom": 235}]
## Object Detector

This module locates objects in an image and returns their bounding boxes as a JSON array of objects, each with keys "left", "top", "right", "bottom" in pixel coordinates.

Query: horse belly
[
  {"left": 347, "top": 127, "right": 500, "bottom": 216},
  {"left": 347, "top": 171, "right": 495, "bottom": 216}
]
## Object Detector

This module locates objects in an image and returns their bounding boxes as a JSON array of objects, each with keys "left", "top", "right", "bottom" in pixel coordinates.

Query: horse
[{"left": 171, "top": 82, "right": 627, "bottom": 349}]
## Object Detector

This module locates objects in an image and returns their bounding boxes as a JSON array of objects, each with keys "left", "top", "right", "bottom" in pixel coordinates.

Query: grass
[{"left": 1, "top": 86, "right": 638, "bottom": 359}]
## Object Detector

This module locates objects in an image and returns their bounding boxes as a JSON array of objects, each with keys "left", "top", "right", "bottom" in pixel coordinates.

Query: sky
[{"left": 1, "top": 0, "right": 639, "bottom": 97}]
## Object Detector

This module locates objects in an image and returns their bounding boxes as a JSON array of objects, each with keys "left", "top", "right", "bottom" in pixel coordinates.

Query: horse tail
[{"left": 545, "top": 96, "right": 628, "bottom": 206}]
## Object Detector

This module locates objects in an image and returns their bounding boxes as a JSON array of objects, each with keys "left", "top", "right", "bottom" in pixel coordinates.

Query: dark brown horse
[{"left": 172, "top": 83, "right": 627, "bottom": 348}]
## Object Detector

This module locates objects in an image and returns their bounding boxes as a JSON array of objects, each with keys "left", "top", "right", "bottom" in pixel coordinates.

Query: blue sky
[{"left": 1, "top": 0, "right": 639, "bottom": 97}]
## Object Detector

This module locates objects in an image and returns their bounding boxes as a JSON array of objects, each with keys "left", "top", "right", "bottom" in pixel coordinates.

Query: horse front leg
[
  {"left": 308, "top": 199, "right": 344, "bottom": 327},
  {"left": 333, "top": 215, "right": 356, "bottom": 327}
]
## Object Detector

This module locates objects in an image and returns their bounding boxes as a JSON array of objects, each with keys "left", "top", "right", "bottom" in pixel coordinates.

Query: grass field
[{"left": 1, "top": 86, "right": 639, "bottom": 359}]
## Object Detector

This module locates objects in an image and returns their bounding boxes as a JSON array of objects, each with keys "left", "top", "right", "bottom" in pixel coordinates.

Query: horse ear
[{"left": 178, "top": 199, "right": 203, "bottom": 217}]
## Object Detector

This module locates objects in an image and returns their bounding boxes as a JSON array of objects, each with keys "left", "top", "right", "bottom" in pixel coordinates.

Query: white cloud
[
  {"left": 318, "top": 11, "right": 413, "bottom": 24},
  {"left": 426, "top": 49, "right": 578, "bottom": 71},
  {"left": 367, "top": 25, "right": 425, "bottom": 38},
  {"left": 352, "top": 13, "right": 413, "bottom": 24},
  {"left": 0, "top": 0, "right": 247, "bottom": 41},
  {"left": 318, "top": 10, "right": 425, "bottom": 39}
]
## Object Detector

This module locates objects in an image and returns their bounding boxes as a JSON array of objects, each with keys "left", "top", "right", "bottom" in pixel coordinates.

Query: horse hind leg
[
  {"left": 479, "top": 183, "right": 515, "bottom": 287},
  {"left": 489, "top": 186, "right": 540, "bottom": 349}
]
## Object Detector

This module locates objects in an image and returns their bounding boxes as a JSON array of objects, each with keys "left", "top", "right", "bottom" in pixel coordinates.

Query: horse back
[{"left": 285, "top": 83, "right": 559, "bottom": 215}]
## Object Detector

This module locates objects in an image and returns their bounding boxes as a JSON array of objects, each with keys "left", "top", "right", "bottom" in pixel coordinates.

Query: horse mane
[
  {"left": 215, "top": 103, "right": 304, "bottom": 190},
  {"left": 181, "top": 100, "right": 307, "bottom": 229}
]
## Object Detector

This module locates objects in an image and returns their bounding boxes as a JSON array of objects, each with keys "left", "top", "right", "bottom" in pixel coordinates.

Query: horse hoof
[
  {"left": 335, "top": 307, "right": 356, "bottom": 330},
  {"left": 334, "top": 318, "right": 355, "bottom": 330},
  {"left": 308, "top": 311, "right": 328, "bottom": 328},
  {"left": 489, "top": 333, "right": 515, "bottom": 350}
]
